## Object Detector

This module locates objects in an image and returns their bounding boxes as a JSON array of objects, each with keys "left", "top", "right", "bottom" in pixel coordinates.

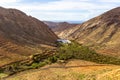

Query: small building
[{"left": 56, "top": 39, "right": 71, "bottom": 44}]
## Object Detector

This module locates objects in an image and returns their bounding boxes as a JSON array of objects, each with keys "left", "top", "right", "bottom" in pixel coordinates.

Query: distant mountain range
[
  {"left": 44, "top": 21, "right": 78, "bottom": 38},
  {"left": 43, "top": 21, "right": 83, "bottom": 24}
]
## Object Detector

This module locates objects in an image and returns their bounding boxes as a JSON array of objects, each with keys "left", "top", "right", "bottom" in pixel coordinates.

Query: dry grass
[
  {"left": 5, "top": 59, "right": 120, "bottom": 80},
  {"left": 96, "top": 48, "right": 120, "bottom": 58},
  {"left": 0, "top": 38, "right": 45, "bottom": 67},
  {"left": 97, "top": 68, "right": 120, "bottom": 80}
]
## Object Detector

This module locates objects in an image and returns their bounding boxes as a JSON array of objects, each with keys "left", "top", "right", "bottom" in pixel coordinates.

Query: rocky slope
[
  {"left": 0, "top": 7, "right": 58, "bottom": 66},
  {"left": 0, "top": 7, "right": 58, "bottom": 45},
  {"left": 66, "top": 7, "right": 120, "bottom": 57},
  {"left": 56, "top": 24, "right": 81, "bottom": 39},
  {"left": 44, "top": 21, "right": 77, "bottom": 38}
]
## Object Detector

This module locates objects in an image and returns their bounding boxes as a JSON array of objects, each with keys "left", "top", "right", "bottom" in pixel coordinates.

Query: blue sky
[{"left": 0, "top": 0, "right": 120, "bottom": 21}]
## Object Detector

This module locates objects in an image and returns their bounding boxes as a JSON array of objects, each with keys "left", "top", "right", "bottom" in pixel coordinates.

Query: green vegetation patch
[
  {"left": 55, "top": 41, "right": 120, "bottom": 65},
  {"left": 0, "top": 41, "right": 120, "bottom": 78}
]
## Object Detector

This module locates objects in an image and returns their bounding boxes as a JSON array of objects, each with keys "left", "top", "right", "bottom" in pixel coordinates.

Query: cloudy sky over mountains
[{"left": 0, "top": 0, "right": 120, "bottom": 21}]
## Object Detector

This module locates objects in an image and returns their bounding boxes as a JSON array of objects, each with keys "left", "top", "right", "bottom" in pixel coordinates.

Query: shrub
[
  {"left": 0, "top": 68, "right": 3, "bottom": 73},
  {"left": 56, "top": 41, "right": 120, "bottom": 65},
  {"left": 48, "top": 56, "right": 58, "bottom": 63},
  {"left": 30, "top": 62, "right": 47, "bottom": 69}
]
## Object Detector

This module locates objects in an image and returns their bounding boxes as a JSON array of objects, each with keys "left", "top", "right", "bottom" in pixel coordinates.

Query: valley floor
[{"left": 4, "top": 59, "right": 120, "bottom": 80}]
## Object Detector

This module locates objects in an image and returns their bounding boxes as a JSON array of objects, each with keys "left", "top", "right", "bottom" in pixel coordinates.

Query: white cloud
[
  {"left": 2, "top": 0, "right": 92, "bottom": 11},
  {"left": 30, "top": 11, "right": 86, "bottom": 21},
  {"left": 0, "top": 0, "right": 20, "bottom": 3},
  {"left": 3, "top": 1, "right": 107, "bottom": 11},
  {"left": 99, "top": 0, "right": 120, "bottom": 3},
  {"left": 0, "top": 0, "right": 119, "bottom": 21}
]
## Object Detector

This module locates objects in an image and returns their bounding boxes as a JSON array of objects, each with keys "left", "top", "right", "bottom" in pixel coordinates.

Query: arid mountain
[
  {"left": 43, "top": 21, "right": 58, "bottom": 29},
  {"left": 56, "top": 25, "right": 81, "bottom": 39},
  {"left": 44, "top": 21, "right": 77, "bottom": 38},
  {"left": 67, "top": 7, "right": 120, "bottom": 57},
  {"left": 0, "top": 7, "right": 58, "bottom": 66},
  {"left": 0, "top": 7, "right": 58, "bottom": 45}
]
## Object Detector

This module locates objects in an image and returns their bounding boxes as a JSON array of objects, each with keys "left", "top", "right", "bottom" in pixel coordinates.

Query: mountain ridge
[
  {"left": 0, "top": 7, "right": 58, "bottom": 45},
  {"left": 0, "top": 7, "right": 58, "bottom": 66},
  {"left": 44, "top": 21, "right": 78, "bottom": 38}
]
